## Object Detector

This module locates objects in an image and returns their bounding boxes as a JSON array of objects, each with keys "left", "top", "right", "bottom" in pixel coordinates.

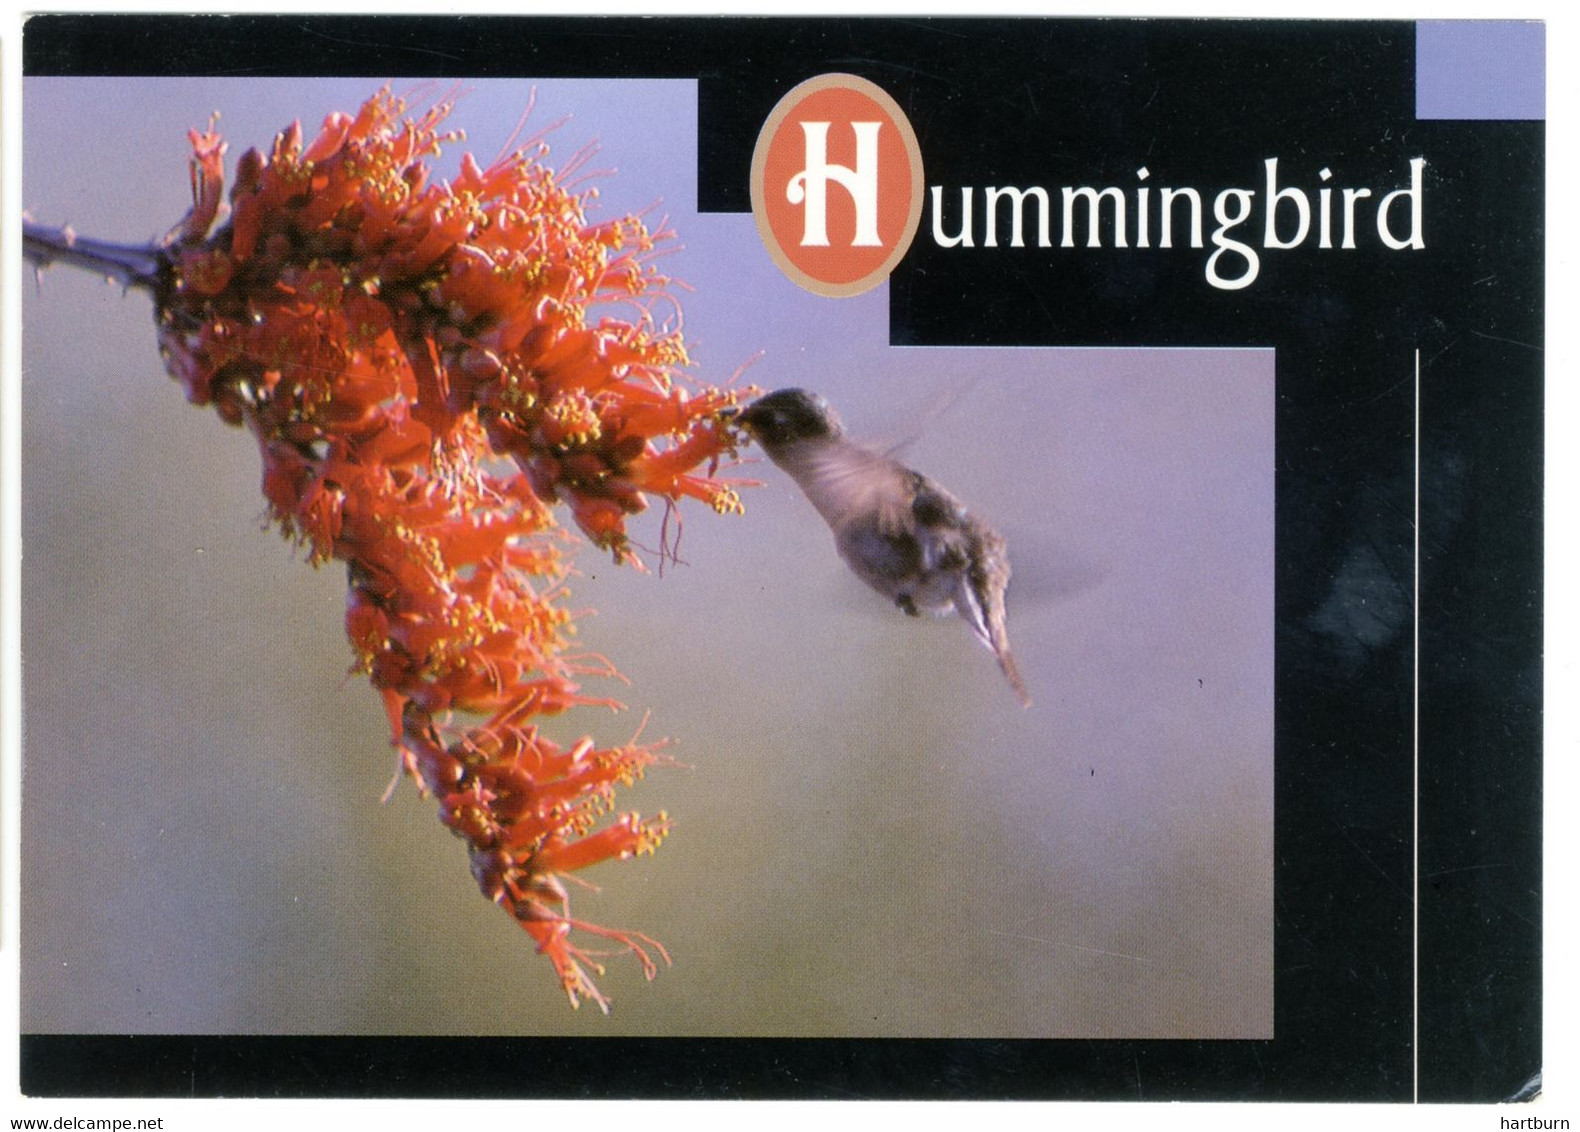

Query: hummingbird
[{"left": 736, "top": 388, "right": 1030, "bottom": 708}]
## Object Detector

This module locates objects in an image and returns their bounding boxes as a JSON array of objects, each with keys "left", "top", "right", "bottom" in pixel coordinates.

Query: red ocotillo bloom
[{"left": 25, "top": 87, "right": 752, "bottom": 1012}]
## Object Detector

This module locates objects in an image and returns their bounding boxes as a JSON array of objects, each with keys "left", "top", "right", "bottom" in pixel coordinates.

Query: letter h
[{"left": 787, "top": 121, "right": 883, "bottom": 248}]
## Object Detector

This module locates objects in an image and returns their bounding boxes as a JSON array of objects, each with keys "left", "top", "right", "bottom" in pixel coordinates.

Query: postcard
[{"left": 16, "top": 14, "right": 1542, "bottom": 1102}]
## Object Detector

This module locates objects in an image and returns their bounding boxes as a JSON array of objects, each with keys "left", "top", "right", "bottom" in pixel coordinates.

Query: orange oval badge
[{"left": 750, "top": 74, "right": 925, "bottom": 297}]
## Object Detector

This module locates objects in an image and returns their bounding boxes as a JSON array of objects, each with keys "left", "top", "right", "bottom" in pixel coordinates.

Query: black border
[{"left": 20, "top": 14, "right": 1543, "bottom": 1102}]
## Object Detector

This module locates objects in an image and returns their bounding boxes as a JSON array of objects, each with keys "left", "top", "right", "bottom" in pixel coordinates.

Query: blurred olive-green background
[{"left": 23, "top": 77, "right": 1272, "bottom": 1037}]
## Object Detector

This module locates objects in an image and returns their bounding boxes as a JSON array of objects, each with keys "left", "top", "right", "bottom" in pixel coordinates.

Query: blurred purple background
[{"left": 23, "top": 77, "right": 1272, "bottom": 1038}]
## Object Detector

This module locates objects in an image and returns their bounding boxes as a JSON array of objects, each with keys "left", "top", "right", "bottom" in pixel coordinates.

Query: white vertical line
[{"left": 1413, "top": 346, "right": 1422, "bottom": 1104}]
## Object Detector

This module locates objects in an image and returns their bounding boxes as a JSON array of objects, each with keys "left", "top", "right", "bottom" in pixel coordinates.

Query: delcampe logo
[{"left": 750, "top": 73, "right": 925, "bottom": 297}]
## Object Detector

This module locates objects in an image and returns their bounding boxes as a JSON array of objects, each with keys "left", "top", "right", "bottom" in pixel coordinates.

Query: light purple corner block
[{"left": 1417, "top": 20, "right": 1545, "bottom": 121}]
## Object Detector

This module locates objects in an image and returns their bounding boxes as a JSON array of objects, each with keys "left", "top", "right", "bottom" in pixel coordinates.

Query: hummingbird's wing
[
  {"left": 779, "top": 442, "right": 933, "bottom": 602},
  {"left": 782, "top": 441, "right": 908, "bottom": 530}
]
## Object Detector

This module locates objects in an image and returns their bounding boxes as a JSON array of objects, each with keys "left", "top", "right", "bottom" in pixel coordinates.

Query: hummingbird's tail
[
  {"left": 959, "top": 523, "right": 1033, "bottom": 709},
  {"left": 994, "top": 641, "right": 1033, "bottom": 710}
]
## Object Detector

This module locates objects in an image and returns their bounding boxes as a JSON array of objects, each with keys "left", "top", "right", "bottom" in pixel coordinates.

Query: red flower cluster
[{"left": 149, "top": 88, "right": 750, "bottom": 1011}]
